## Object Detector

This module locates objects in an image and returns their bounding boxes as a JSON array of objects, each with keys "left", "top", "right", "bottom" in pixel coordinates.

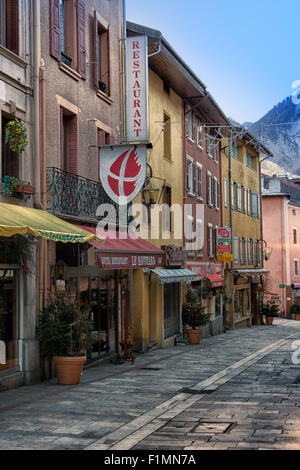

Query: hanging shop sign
[
  {"left": 217, "top": 253, "right": 234, "bottom": 262},
  {"left": 99, "top": 145, "right": 147, "bottom": 205},
  {"left": 98, "top": 253, "right": 164, "bottom": 270},
  {"left": 126, "top": 35, "right": 149, "bottom": 142},
  {"left": 217, "top": 227, "right": 232, "bottom": 254}
]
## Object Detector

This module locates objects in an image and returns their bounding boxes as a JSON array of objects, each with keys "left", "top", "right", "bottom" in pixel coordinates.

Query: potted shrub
[
  {"left": 290, "top": 303, "right": 300, "bottom": 321},
  {"left": 37, "top": 293, "right": 94, "bottom": 385},
  {"left": 182, "top": 288, "right": 211, "bottom": 344},
  {"left": 262, "top": 299, "right": 280, "bottom": 325}
]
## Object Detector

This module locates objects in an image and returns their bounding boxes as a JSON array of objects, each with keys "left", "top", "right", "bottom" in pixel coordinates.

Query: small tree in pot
[
  {"left": 182, "top": 288, "right": 211, "bottom": 344},
  {"left": 37, "top": 293, "right": 94, "bottom": 385},
  {"left": 262, "top": 299, "right": 280, "bottom": 325}
]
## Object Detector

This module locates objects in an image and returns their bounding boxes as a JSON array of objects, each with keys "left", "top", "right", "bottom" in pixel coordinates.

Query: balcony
[{"left": 46, "top": 167, "right": 120, "bottom": 223}]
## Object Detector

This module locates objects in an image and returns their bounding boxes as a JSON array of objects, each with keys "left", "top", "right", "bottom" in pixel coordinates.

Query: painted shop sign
[
  {"left": 217, "top": 227, "right": 231, "bottom": 243},
  {"left": 99, "top": 145, "right": 147, "bottom": 205},
  {"left": 126, "top": 35, "right": 149, "bottom": 142},
  {"left": 98, "top": 253, "right": 164, "bottom": 270}
]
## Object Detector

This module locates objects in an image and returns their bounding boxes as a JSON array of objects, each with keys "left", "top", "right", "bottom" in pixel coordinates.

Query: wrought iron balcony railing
[{"left": 46, "top": 167, "right": 118, "bottom": 222}]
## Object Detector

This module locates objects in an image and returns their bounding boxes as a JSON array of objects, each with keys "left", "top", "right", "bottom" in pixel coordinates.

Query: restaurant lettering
[{"left": 126, "top": 36, "right": 149, "bottom": 142}]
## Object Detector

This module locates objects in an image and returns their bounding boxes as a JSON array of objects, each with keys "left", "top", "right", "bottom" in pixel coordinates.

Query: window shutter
[
  {"left": 6, "top": 0, "right": 19, "bottom": 55},
  {"left": 67, "top": 116, "right": 78, "bottom": 174},
  {"left": 101, "top": 27, "right": 110, "bottom": 94},
  {"left": 98, "top": 129, "right": 106, "bottom": 145},
  {"left": 207, "top": 225, "right": 210, "bottom": 257},
  {"left": 206, "top": 174, "right": 209, "bottom": 204},
  {"left": 193, "top": 162, "right": 196, "bottom": 194},
  {"left": 50, "top": 0, "right": 60, "bottom": 60},
  {"left": 93, "top": 10, "right": 99, "bottom": 88},
  {"left": 213, "top": 227, "right": 216, "bottom": 256},
  {"left": 77, "top": 0, "right": 86, "bottom": 78},
  {"left": 106, "top": 135, "right": 115, "bottom": 145},
  {"left": 6, "top": 147, "right": 19, "bottom": 178}
]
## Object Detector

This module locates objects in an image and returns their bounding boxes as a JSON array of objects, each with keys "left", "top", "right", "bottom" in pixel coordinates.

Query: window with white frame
[
  {"left": 186, "top": 215, "right": 194, "bottom": 252},
  {"left": 196, "top": 163, "right": 203, "bottom": 197},
  {"left": 245, "top": 238, "right": 248, "bottom": 264},
  {"left": 253, "top": 239, "right": 257, "bottom": 265},
  {"left": 224, "top": 177, "right": 228, "bottom": 208},
  {"left": 207, "top": 172, "right": 212, "bottom": 205},
  {"left": 237, "top": 184, "right": 242, "bottom": 211},
  {"left": 258, "top": 240, "right": 262, "bottom": 265},
  {"left": 196, "top": 217, "right": 203, "bottom": 255},
  {"left": 231, "top": 181, "right": 235, "bottom": 209},
  {"left": 240, "top": 238, "right": 244, "bottom": 264},
  {"left": 186, "top": 156, "right": 194, "bottom": 194},
  {"left": 196, "top": 118, "right": 203, "bottom": 148},
  {"left": 234, "top": 236, "right": 239, "bottom": 264},
  {"left": 214, "top": 177, "right": 218, "bottom": 209},
  {"left": 244, "top": 187, "right": 247, "bottom": 213},
  {"left": 186, "top": 109, "right": 194, "bottom": 141},
  {"left": 231, "top": 141, "right": 238, "bottom": 159},
  {"left": 248, "top": 239, "right": 251, "bottom": 264},
  {"left": 247, "top": 189, "right": 251, "bottom": 216},
  {"left": 252, "top": 191, "right": 258, "bottom": 217}
]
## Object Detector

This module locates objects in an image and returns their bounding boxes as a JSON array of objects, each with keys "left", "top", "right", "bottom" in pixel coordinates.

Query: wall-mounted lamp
[{"left": 142, "top": 163, "right": 166, "bottom": 207}]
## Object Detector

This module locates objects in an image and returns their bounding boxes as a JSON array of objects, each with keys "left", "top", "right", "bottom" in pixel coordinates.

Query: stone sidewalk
[{"left": 0, "top": 318, "right": 299, "bottom": 450}]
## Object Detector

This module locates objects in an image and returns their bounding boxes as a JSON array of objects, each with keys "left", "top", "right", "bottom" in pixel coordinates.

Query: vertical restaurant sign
[
  {"left": 217, "top": 227, "right": 232, "bottom": 254},
  {"left": 99, "top": 145, "right": 147, "bottom": 205},
  {"left": 126, "top": 35, "right": 149, "bottom": 142}
]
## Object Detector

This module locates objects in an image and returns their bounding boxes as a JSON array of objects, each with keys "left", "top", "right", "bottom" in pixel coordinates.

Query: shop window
[
  {"left": 0, "top": 0, "right": 19, "bottom": 55},
  {"left": 50, "top": 0, "right": 86, "bottom": 77},
  {"left": 234, "top": 289, "right": 244, "bottom": 319},
  {"left": 0, "top": 269, "right": 18, "bottom": 371},
  {"left": 163, "top": 113, "right": 171, "bottom": 160},
  {"left": 60, "top": 108, "right": 78, "bottom": 174},
  {"left": 1, "top": 114, "right": 19, "bottom": 178},
  {"left": 94, "top": 11, "right": 110, "bottom": 95}
]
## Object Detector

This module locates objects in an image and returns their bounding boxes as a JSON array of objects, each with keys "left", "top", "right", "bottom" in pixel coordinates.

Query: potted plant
[
  {"left": 290, "top": 303, "right": 300, "bottom": 321},
  {"left": 5, "top": 118, "right": 28, "bottom": 153},
  {"left": 262, "top": 299, "right": 280, "bottom": 325},
  {"left": 182, "top": 288, "right": 211, "bottom": 344},
  {"left": 37, "top": 293, "right": 94, "bottom": 385}
]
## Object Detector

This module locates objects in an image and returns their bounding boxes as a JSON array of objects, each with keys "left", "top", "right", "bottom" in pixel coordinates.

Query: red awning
[
  {"left": 78, "top": 226, "right": 164, "bottom": 270},
  {"left": 204, "top": 274, "right": 224, "bottom": 288}
]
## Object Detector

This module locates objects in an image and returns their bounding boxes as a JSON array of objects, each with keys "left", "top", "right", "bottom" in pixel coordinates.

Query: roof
[{"left": 126, "top": 21, "right": 229, "bottom": 125}]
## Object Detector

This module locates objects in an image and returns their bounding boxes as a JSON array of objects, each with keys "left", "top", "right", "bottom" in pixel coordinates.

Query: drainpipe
[
  {"left": 33, "top": 0, "right": 42, "bottom": 210},
  {"left": 228, "top": 138, "right": 233, "bottom": 327},
  {"left": 40, "top": 62, "right": 48, "bottom": 306}
]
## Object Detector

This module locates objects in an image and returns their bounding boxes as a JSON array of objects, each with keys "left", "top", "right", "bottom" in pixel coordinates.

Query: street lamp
[{"left": 142, "top": 163, "right": 166, "bottom": 206}]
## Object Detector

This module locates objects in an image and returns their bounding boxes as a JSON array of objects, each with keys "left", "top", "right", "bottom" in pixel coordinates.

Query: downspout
[
  {"left": 228, "top": 138, "right": 233, "bottom": 327},
  {"left": 40, "top": 62, "right": 48, "bottom": 306},
  {"left": 32, "top": 0, "right": 44, "bottom": 314},
  {"left": 122, "top": 0, "right": 127, "bottom": 142}
]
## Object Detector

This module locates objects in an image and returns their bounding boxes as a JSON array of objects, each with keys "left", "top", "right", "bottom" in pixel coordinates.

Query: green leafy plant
[
  {"left": 3, "top": 176, "right": 20, "bottom": 195},
  {"left": 182, "top": 287, "right": 211, "bottom": 329},
  {"left": 0, "top": 235, "right": 31, "bottom": 266},
  {"left": 37, "top": 293, "right": 95, "bottom": 359},
  {"left": 262, "top": 299, "right": 280, "bottom": 318},
  {"left": 5, "top": 118, "right": 28, "bottom": 153}
]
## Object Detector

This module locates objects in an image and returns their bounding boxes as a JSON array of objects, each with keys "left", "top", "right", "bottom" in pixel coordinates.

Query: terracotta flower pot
[
  {"left": 266, "top": 317, "right": 274, "bottom": 325},
  {"left": 53, "top": 356, "right": 86, "bottom": 385},
  {"left": 186, "top": 329, "right": 202, "bottom": 345}
]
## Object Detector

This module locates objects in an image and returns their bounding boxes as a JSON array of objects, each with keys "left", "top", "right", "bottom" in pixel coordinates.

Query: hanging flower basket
[{"left": 5, "top": 118, "right": 28, "bottom": 153}]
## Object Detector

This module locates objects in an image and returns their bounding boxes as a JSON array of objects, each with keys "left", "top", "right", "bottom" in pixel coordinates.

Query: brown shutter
[
  {"left": 50, "top": 0, "right": 60, "bottom": 60},
  {"left": 106, "top": 135, "right": 115, "bottom": 145},
  {"left": 98, "top": 129, "right": 106, "bottom": 145},
  {"left": 77, "top": 0, "right": 86, "bottom": 78},
  {"left": 67, "top": 116, "right": 78, "bottom": 174},
  {"left": 101, "top": 28, "right": 109, "bottom": 94},
  {"left": 6, "top": 0, "right": 19, "bottom": 55},
  {"left": 93, "top": 11, "right": 99, "bottom": 88}
]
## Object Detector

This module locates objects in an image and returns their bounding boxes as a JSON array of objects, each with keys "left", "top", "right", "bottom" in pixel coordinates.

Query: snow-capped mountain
[{"left": 247, "top": 96, "right": 300, "bottom": 175}]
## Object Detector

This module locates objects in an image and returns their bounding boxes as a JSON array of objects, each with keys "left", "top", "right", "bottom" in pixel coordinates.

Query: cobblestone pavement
[{"left": 0, "top": 318, "right": 299, "bottom": 450}]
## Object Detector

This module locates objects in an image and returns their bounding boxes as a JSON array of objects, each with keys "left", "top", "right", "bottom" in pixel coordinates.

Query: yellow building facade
[{"left": 221, "top": 132, "right": 271, "bottom": 327}]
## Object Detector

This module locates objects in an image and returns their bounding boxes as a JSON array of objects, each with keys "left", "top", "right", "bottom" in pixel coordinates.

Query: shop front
[{"left": 0, "top": 202, "right": 100, "bottom": 388}]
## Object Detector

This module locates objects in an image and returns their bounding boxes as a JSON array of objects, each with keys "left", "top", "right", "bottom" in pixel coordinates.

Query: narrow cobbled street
[{"left": 0, "top": 319, "right": 299, "bottom": 450}]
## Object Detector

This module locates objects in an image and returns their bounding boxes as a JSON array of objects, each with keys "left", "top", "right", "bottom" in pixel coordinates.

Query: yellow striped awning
[{"left": 0, "top": 203, "right": 104, "bottom": 244}]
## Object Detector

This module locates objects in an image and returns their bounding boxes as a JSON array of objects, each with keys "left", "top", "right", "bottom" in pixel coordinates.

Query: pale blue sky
[{"left": 126, "top": 0, "right": 299, "bottom": 123}]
